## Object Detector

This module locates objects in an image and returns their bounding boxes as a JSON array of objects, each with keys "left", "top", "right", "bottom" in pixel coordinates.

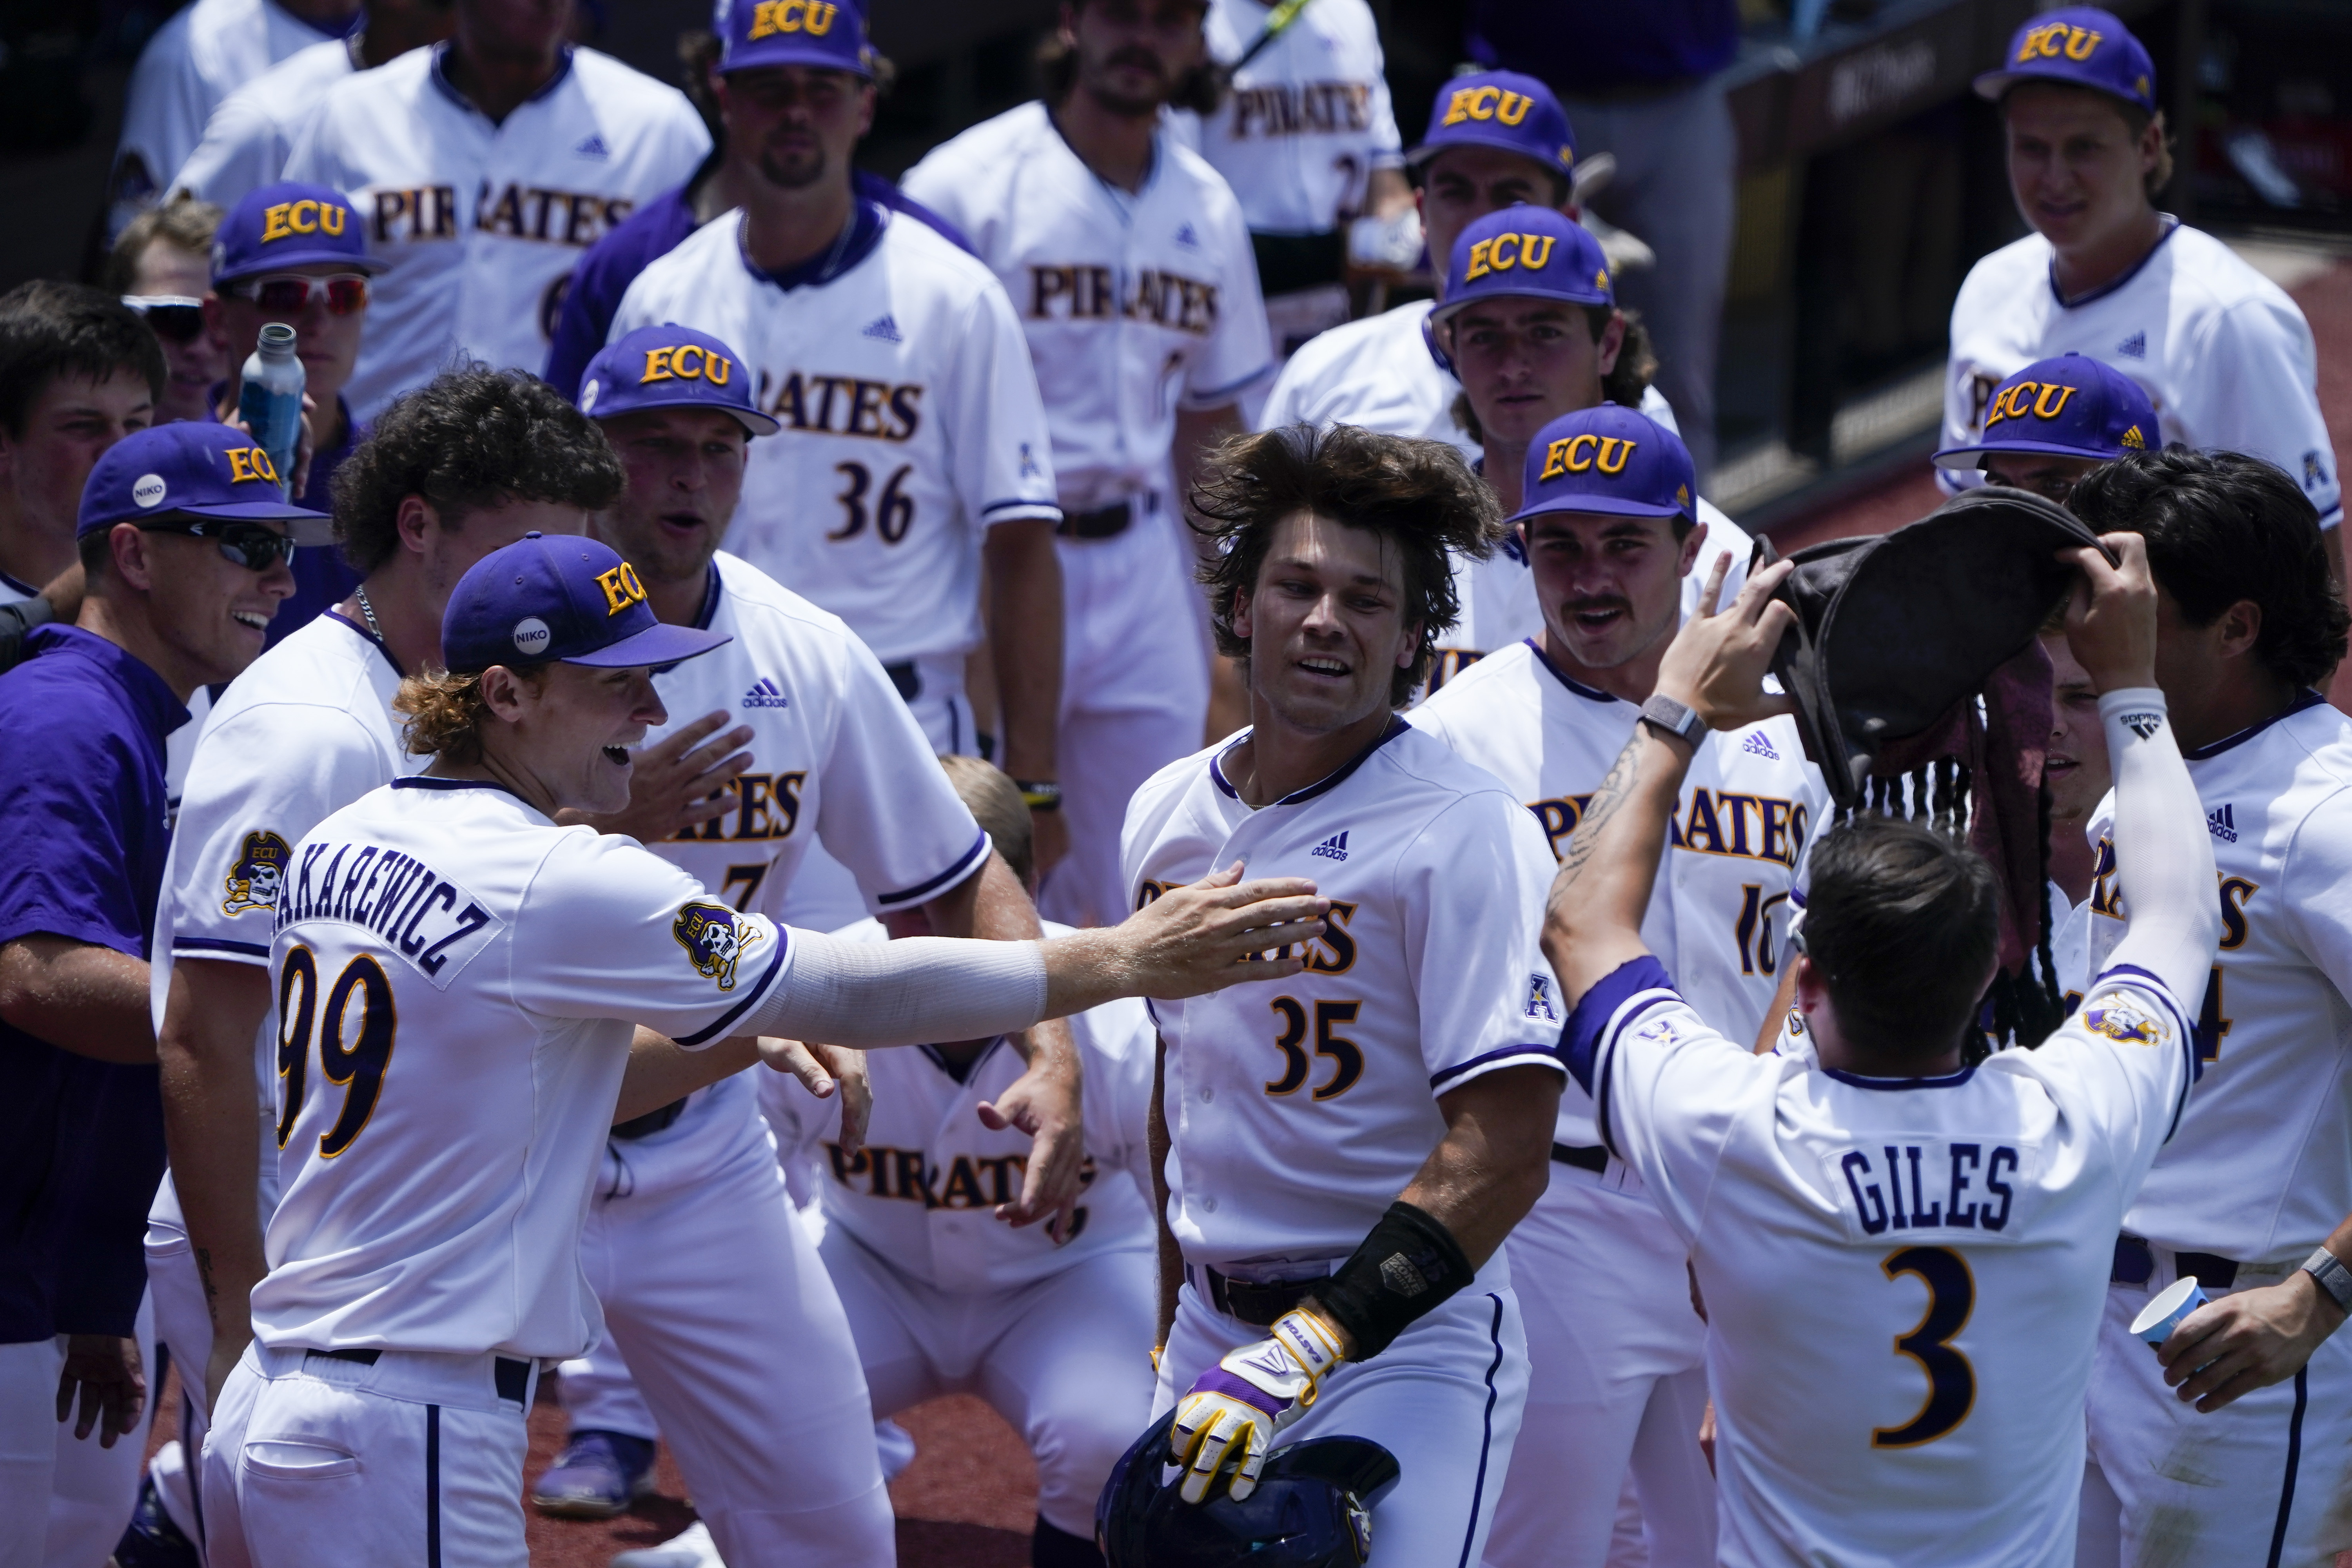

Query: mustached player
[
  {"left": 1127, "top": 425, "right": 1564, "bottom": 1561},
  {"left": 282, "top": 0, "right": 710, "bottom": 419},
  {"left": 1413, "top": 402, "right": 1822, "bottom": 1568},
  {"left": 199, "top": 529, "right": 1331, "bottom": 1568},
  {"left": 1943, "top": 7, "right": 2338, "bottom": 529},
  {"left": 520, "top": 326, "right": 1084, "bottom": 1567},
  {"left": 1543, "top": 532, "right": 2220, "bottom": 1565},
  {"left": 900, "top": 0, "right": 1276, "bottom": 929},
  {"left": 2065, "top": 450, "right": 2352, "bottom": 1566}
]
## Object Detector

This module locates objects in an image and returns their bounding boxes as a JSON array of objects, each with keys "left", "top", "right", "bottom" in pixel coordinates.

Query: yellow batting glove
[{"left": 1169, "top": 1308, "right": 1345, "bottom": 1503}]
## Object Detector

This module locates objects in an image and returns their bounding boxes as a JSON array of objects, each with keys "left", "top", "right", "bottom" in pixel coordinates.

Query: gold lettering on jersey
[
  {"left": 748, "top": 0, "right": 837, "bottom": 39},
  {"left": 2016, "top": 22, "right": 2103, "bottom": 63},
  {"left": 371, "top": 186, "right": 460, "bottom": 243},
  {"left": 223, "top": 445, "right": 280, "bottom": 485},
  {"left": 2089, "top": 837, "right": 2263, "bottom": 949},
  {"left": 1025, "top": 265, "right": 1221, "bottom": 337},
  {"left": 672, "top": 771, "right": 808, "bottom": 842},
  {"left": 826, "top": 1142, "right": 1067, "bottom": 1209},
  {"left": 1227, "top": 81, "right": 1374, "bottom": 138},
  {"left": 1462, "top": 232, "right": 1555, "bottom": 283},
  {"left": 1984, "top": 380, "right": 2079, "bottom": 428},
  {"left": 1265, "top": 900, "right": 1357, "bottom": 973},
  {"left": 641, "top": 344, "right": 733, "bottom": 386},
  {"left": 473, "top": 181, "right": 635, "bottom": 248},
  {"left": 1441, "top": 85, "right": 1534, "bottom": 128},
  {"left": 1537, "top": 433, "right": 1636, "bottom": 480},
  {"left": 1528, "top": 788, "right": 1808, "bottom": 866},
  {"left": 757, "top": 371, "right": 922, "bottom": 441},
  {"left": 261, "top": 198, "right": 345, "bottom": 241},
  {"left": 2219, "top": 875, "right": 2258, "bottom": 950},
  {"left": 595, "top": 561, "right": 648, "bottom": 615}
]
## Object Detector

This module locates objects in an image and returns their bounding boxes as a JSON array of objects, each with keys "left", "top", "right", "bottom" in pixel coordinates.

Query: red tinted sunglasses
[{"left": 230, "top": 274, "right": 370, "bottom": 316}]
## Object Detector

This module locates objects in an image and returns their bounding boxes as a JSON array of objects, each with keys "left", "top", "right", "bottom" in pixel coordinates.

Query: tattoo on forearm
[
  {"left": 195, "top": 1246, "right": 221, "bottom": 1327},
  {"left": 1552, "top": 735, "right": 1646, "bottom": 900}
]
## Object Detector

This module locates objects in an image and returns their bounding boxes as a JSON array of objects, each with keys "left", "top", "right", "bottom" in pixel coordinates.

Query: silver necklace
[{"left": 353, "top": 584, "right": 385, "bottom": 641}]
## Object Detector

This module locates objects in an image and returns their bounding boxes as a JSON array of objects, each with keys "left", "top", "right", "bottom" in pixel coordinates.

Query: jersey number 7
[{"left": 275, "top": 945, "right": 399, "bottom": 1160}]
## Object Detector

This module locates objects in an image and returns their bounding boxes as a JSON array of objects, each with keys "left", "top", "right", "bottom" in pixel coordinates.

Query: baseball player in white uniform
[
  {"left": 1414, "top": 402, "right": 1823, "bottom": 1568},
  {"left": 761, "top": 757, "right": 1160, "bottom": 1568},
  {"left": 1543, "top": 530, "right": 2221, "bottom": 1566},
  {"left": 2062, "top": 449, "right": 2352, "bottom": 1566},
  {"left": 198, "top": 528, "right": 1332, "bottom": 1568},
  {"left": 142, "top": 368, "right": 624, "bottom": 1559},
  {"left": 109, "top": 0, "right": 358, "bottom": 239},
  {"left": 1167, "top": 0, "right": 1409, "bottom": 360},
  {"left": 1126, "top": 424, "right": 1564, "bottom": 1563},
  {"left": 900, "top": 0, "right": 1275, "bottom": 929},
  {"left": 1943, "top": 7, "right": 2339, "bottom": 530},
  {"left": 524, "top": 326, "right": 1083, "bottom": 1567},
  {"left": 283, "top": 0, "right": 709, "bottom": 419}
]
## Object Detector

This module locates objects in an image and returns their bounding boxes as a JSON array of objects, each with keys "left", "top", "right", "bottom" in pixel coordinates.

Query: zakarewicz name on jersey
[
  {"left": 1564, "top": 953, "right": 2195, "bottom": 1567},
  {"left": 637, "top": 552, "right": 989, "bottom": 921},
  {"left": 1412, "top": 637, "right": 1825, "bottom": 1147},
  {"left": 2082, "top": 689, "right": 2352, "bottom": 1264},
  {"left": 1942, "top": 222, "right": 2341, "bottom": 526},
  {"left": 253, "top": 776, "right": 786, "bottom": 1359},
  {"left": 899, "top": 102, "right": 1273, "bottom": 512},
  {"left": 1122, "top": 718, "right": 1565, "bottom": 1267},
  {"left": 610, "top": 209, "right": 1061, "bottom": 668},
  {"left": 765, "top": 919, "right": 1154, "bottom": 1294},
  {"left": 283, "top": 42, "right": 708, "bottom": 421}
]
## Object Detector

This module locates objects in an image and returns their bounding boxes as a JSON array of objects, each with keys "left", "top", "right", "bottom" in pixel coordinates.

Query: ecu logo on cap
[
  {"left": 673, "top": 899, "right": 766, "bottom": 990},
  {"left": 595, "top": 561, "right": 648, "bottom": 616},
  {"left": 1984, "top": 381, "right": 2078, "bottom": 427},
  {"left": 2016, "top": 22, "right": 2103, "bottom": 62},
  {"left": 641, "top": 344, "right": 733, "bottom": 387},
  {"left": 1539, "top": 433, "right": 1637, "bottom": 480},
  {"left": 221, "top": 830, "right": 291, "bottom": 915},
  {"left": 1463, "top": 231, "right": 1556, "bottom": 283},
  {"left": 1443, "top": 84, "right": 1534, "bottom": 128},
  {"left": 748, "top": 0, "right": 835, "bottom": 38},
  {"left": 260, "top": 198, "right": 347, "bottom": 243},
  {"left": 223, "top": 446, "right": 280, "bottom": 485}
]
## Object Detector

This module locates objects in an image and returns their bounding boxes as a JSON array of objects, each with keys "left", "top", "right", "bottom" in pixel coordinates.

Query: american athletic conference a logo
[
  {"left": 673, "top": 899, "right": 766, "bottom": 990},
  {"left": 221, "top": 830, "right": 291, "bottom": 916}
]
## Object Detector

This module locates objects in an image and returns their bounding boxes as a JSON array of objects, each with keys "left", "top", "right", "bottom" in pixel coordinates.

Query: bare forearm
[
  {"left": 964, "top": 857, "right": 1076, "bottom": 1072},
  {"left": 984, "top": 524, "right": 1063, "bottom": 782},
  {"left": 157, "top": 960, "right": 272, "bottom": 1341},
  {"left": 615, "top": 1029, "right": 761, "bottom": 1123},
  {"left": 0, "top": 936, "right": 155, "bottom": 1063},
  {"left": 1150, "top": 1035, "right": 1182, "bottom": 1345},
  {"left": 1396, "top": 1069, "right": 1560, "bottom": 1269}
]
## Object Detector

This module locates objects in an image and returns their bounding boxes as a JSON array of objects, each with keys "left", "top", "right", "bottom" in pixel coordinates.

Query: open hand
[
  {"left": 56, "top": 1334, "right": 145, "bottom": 1447},
  {"left": 1654, "top": 554, "right": 1797, "bottom": 733},
  {"left": 561, "top": 711, "right": 753, "bottom": 841},
  {"left": 979, "top": 1053, "right": 1085, "bottom": 1234},
  {"left": 2061, "top": 533, "right": 2159, "bottom": 695},
  {"left": 2159, "top": 1274, "right": 2346, "bottom": 1412}
]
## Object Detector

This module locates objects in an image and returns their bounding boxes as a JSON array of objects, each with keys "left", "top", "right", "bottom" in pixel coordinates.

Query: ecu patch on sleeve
[
  {"left": 221, "top": 830, "right": 292, "bottom": 916},
  {"left": 673, "top": 899, "right": 766, "bottom": 990}
]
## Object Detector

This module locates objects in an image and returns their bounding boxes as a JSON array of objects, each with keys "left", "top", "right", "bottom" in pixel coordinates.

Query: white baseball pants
[{"left": 42, "top": 1289, "right": 156, "bottom": 1568}]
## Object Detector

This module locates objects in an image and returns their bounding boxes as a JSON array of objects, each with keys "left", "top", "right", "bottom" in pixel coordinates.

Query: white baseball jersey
[
  {"left": 149, "top": 610, "right": 416, "bottom": 1220},
  {"left": 900, "top": 103, "right": 1274, "bottom": 513},
  {"left": 254, "top": 777, "right": 786, "bottom": 1358},
  {"left": 1123, "top": 719, "right": 1566, "bottom": 1266},
  {"left": 113, "top": 0, "right": 347, "bottom": 230},
  {"left": 284, "top": 43, "right": 708, "bottom": 421},
  {"left": 1944, "top": 223, "right": 2340, "bottom": 526},
  {"left": 765, "top": 919, "right": 1155, "bottom": 1294},
  {"left": 2083, "top": 691, "right": 2352, "bottom": 1264},
  {"left": 609, "top": 215, "right": 1062, "bottom": 668},
  {"left": 1412, "top": 638, "right": 1824, "bottom": 1144},
  {"left": 169, "top": 35, "right": 356, "bottom": 209},
  {"left": 1165, "top": 0, "right": 1403, "bottom": 238},
  {"left": 1569, "top": 951, "right": 2197, "bottom": 1566}
]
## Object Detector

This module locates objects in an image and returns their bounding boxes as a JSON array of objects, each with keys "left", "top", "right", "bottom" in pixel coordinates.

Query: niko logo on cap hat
[
  {"left": 1539, "top": 433, "right": 1637, "bottom": 480},
  {"left": 512, "top": 616, "right": 552, "bottom": 655},
  {"left": 132, "top": 474, "right": 167, "bottom": 508},
  {"left": 641, "top": 345, "right": 733, "bottom": 386},
  {"left": 1443, "top": 83, "right": 1534, "bottom": 127},
  {"left": 748, "top": 0, "right": 836, "bottom": 37},
  {"left": 579, "top": 380, "right": 600, "bottom": 414}
]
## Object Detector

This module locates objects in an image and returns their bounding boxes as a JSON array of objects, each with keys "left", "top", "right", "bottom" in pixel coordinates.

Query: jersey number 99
[{"left": 275, "top": 945, "right": 400, "bottom": 1160}]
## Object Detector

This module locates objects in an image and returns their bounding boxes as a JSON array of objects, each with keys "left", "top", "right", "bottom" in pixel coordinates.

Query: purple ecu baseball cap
[
  {"left": 1431, "top": 207, "right": 1612, "bottom": 327},
  {"left": 1510, "top": 404, "right": 1697, "bottom": 526},
  {"left": 212, "top": 181, "right": 383, "bottom": 287},
  {"left": 79, "top": 422, "right": 333, "bottom": 541},
  {"left": 1934, "top": 353, "right": 2159, "bottom": 469},
  {"left": 1973, "top": 7, "right": 2157, "bottom": 117},
  {"left": 1407, "top": 70, "right": 1576, "bottom": 183},
  {"left": 716, "top": 0, "right": 872, "bottom": 77},
  {"left": 579, "top": 325, "right": 780, "bottom": 436},
  {"left": 442, "top": 532, "right": 733, "bottom": 673}
]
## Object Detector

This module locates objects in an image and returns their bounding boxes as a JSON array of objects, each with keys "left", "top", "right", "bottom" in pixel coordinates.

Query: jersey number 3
[
  {"left": 275, "top": 945, "right": 398, "bottom": 1160},
  {"left": 1873, "top": 1245, "right": 1976, "bottom": 1448}
]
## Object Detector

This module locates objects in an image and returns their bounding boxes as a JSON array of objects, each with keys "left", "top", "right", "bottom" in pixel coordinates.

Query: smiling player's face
[
  {"left": 487, "top": 661, "right": 670, "bottom": 816},
  {"left": 1526, "top": 510, "right": 1699, "bottom": 674},
  {"left": 592, "top": 408, "right": 749, "bottom": 590},
  {"left": 1232, "top": 510, "right": 1417, "bottom": 736},
  {"left": 2040, "top": 630, "right": 2112, "bottom": 825},
  {"left": 2003, "top": 83, "right": 2161, "bottom": 255}
]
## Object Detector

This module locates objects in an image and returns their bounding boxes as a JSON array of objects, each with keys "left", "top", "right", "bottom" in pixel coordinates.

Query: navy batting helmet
[{"left": 1096, "top": 1412, "right": 1400, "bottom": 1567}]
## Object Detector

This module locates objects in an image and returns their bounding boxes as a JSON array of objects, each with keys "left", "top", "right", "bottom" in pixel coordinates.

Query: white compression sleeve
[
  {"left": 2097, "top": 688, "right": 2221, "bottom": 1004},
  {"left": 736, "top": 931, "right": 1050, "bottom": 1048}
]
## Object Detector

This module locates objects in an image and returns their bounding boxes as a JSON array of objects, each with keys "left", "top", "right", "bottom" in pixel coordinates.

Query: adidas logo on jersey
[
  {"left": 2116, "top": 330, "right": 2146, "bottom": 359},
  {"left": 742, "top": 677, "right": 791, "bottom": 710},
  {"left": 1742, "top": 731, "right": 1780, "bottom": 760},
  {"left": 1174, "top": 223, "right": 1200, "bottom": 249},
  {"left": 1310, "top": 831, "right": 1349, "bottom": 862},
  {"left": 575, "top": 134, "right": 609, "bottom": 159},
  {"left": 2208, "top": 803, "right": 2238, "bottom": 843},
  {"left": 861, "top": 314, "right": 902, "bottom": 343}
]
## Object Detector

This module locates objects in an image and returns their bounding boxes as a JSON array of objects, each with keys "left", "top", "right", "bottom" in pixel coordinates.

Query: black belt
[
  {"left": 1250, "top": 229, "right": 1347, "bottom": 298},
  {"left": 1201, "top": 1265, "right": 1324, "bottom": 1328},
  {"left": 1057, "top": 501, "right": 1134, "bottom": 540},
  {"left": 2111, "top": 1234, "right": 2239, "bottom": 1290},
  {"left": 306, "top": 1347, "right": 533, "bottom": 1405},
  {"left": 1552, "top": 1142, "right": 1609, "bottom": 1174},
  {"left": 611, "top": 1097, "right": 687, "bottom": 1140},
  {"left": 882, "top": 660, "right": 921, "bottom": 702}
]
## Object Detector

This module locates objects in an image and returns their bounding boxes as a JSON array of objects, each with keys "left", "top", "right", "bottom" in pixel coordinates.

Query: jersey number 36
[{"left": 274, "top": 945, "right": 398, "bottom": 1160}]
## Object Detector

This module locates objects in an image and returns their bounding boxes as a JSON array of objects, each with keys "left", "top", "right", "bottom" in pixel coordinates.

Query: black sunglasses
[
  {"left": 139, "top": 517, "right": 298, "bottom": 570},
  {"left": 122, "top": 295, "right": 208, "bottom": 345}
]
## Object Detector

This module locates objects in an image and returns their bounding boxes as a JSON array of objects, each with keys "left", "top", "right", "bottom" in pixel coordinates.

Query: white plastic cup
[{"left": 2130, "top": 1275, "right": 2209, "bottom": 1348}]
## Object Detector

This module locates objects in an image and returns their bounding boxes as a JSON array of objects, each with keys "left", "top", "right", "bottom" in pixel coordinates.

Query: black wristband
[{"left": 1312, "top": 1200, "right": 1474, "bottom": 1361}]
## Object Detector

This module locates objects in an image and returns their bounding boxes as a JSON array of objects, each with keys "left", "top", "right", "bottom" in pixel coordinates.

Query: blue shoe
[
  {"left": 531, "top": 1428, "right": 657, "bottom": 1519},
  {"left": 113, "top": 1474, "right": 202, "bottom": 1568}
]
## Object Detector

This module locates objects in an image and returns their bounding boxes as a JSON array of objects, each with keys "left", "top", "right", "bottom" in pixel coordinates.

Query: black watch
[{"left": 1639, "top": 693, "right": 1707, "bottom": 748}]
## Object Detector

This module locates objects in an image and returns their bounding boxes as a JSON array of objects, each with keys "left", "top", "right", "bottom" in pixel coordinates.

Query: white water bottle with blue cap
[{"left": 238, "top": 322, "right": 304, "bottom": 498}]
